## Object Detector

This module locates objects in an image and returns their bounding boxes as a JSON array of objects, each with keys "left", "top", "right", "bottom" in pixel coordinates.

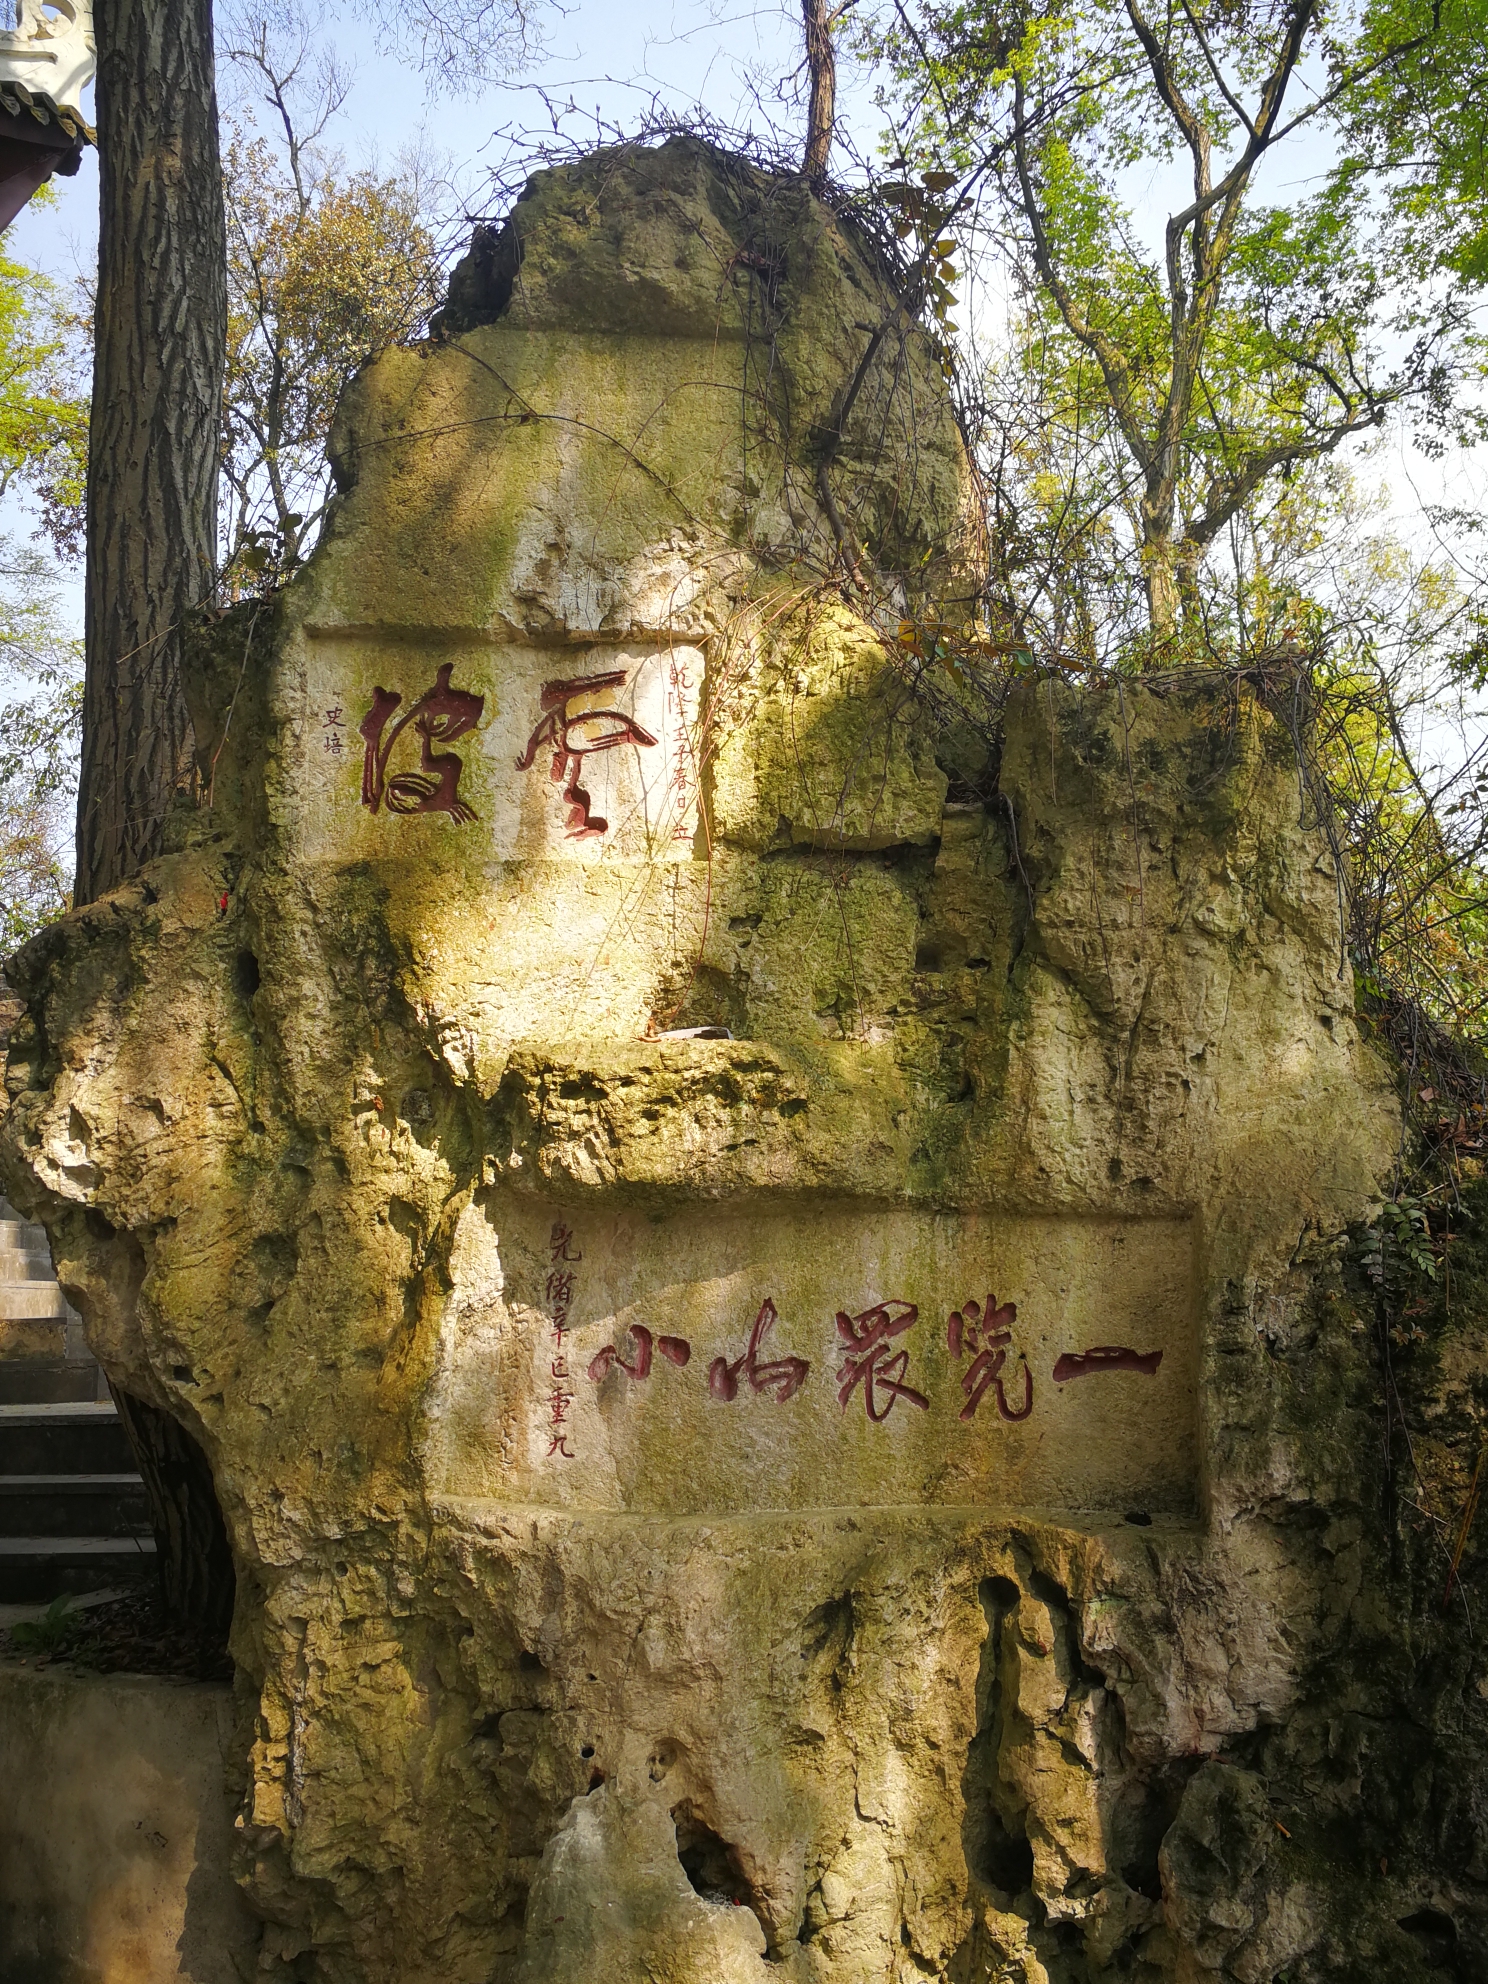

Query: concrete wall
[{"left": 0, "top": 1658, "right": 260, "bottom": 1982}]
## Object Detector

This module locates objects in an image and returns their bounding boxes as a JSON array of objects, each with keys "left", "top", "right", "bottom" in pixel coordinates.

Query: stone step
[
  {"left": 0, "top": 1359, "right": 103, "bottom": 1406},
  {"left": 0, "top": 1225, "right": 50, "bottom": 1255},
  {"left": 0, "top": 1476, "right": 152, "bottom": 1538},
  {"left": 0, "top": 1534, "right": 156, "bottom": 1602},
  {"left": 0, "top": 1284, "right": 72, "bottom": 1321},
  {"left": 0, "top": 1404, "right": 133, "bottom": 1475},
  {"left": 0, "top": 1252, "right": 63, "bottom": 1281}
]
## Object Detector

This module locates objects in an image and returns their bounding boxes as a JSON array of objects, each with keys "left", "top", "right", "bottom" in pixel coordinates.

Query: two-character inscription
[
  {"left": 340, "top": 658, "right": 696, "bottom": 848},
  {"left": 304, "top": 639, "right": 704, "bottom": 862}
]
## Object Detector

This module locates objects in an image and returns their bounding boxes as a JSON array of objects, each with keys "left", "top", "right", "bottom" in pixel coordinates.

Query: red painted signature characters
[
  {"left": 1052, "top": 1346, "right": 1164, "bottom": 1382},
  {"left": 545, "top": 1221, "right": 583, "bottom": 1460},
  {"left": 835, "top": 1300, "right": 929, "bottom": 1422},
  {"left": 515, "top": 670, "right": 659, "bottom": 839},
  {"left": 359, "top": 662, "right": 485, "bottom": 824},
  {"left": 587, "top": 1325, "right": 692, "bottom": 1385},
  {"left": 946, "top": 1296, "right": 1033, "bottom": 1423},
  {"left": 708, "top": 1298, "right": 810, "bottom": 1403}
]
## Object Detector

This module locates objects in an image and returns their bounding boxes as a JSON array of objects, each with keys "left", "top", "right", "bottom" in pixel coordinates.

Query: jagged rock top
[{"left": 434, "top": 135, "right": 910, "bottom": 345}]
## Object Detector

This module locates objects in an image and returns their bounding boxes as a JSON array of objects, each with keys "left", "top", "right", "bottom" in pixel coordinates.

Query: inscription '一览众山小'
[{"left": 558, "top": 1289, "right": 1164, "bottom": 1447}]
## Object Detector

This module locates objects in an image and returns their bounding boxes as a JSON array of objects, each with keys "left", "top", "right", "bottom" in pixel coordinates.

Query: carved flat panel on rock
[
  {"left": 298, "top": 636, "right": 704, "bottom": 863},
  {"left": 427, "top": 1199, "right": 1198, "bottom": 1518}
]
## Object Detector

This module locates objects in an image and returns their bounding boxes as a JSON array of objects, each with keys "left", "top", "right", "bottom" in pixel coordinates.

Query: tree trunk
[
  {"left": 79, "top": 0, "right": 234, "bottom": 1640},
  {"left": 110, "top": 1381, "right": 236, "bottom": 1641},
  {"left": 1140, "top": 476, "right": 1181, "bottom": 643},
  {"left": 77, "top": 0, "right": 226, "bottom": 905},
  {"left": 802, "top": 0, "right": 836, "bottom": 184}
]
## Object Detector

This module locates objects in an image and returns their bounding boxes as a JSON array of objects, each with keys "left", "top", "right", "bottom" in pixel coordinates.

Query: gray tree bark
[
  {"left": 77, "top": 0, "right": 226, "bottom": 904},
  {"left": 79, "top": 0, "right": 234, "bottom": 1641}
]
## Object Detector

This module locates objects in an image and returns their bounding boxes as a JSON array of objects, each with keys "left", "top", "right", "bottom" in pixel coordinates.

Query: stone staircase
[{"left": 0, "top": 1197, "right": 154, "bottom": 1601}]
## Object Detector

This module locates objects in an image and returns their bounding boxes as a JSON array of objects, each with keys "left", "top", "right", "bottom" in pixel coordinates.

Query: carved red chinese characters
[
  {"left": 359, "top": 663, "right": 485, "bottom": 823},
  {"left": 516, "top": 670, "right": 658, "bottom": 839},
  {"left": 709, "top": 1298, "right": 809, "bottom": 1403},
  {"left": 947, "top": 1295, "right": 1033, "bottom": 1422},
  {"left": 588, "top": 1325, "right": 691, "bottom": 1385},
  {"left": 835, "top": 1300, "right": 928, "bottom": 1422},
  {"left": 1052, "top": 1346, "right": 1164, "bottom": 1382},
  {"left": 546, "top": 1221, "right": 582, "bottom": 1460}
]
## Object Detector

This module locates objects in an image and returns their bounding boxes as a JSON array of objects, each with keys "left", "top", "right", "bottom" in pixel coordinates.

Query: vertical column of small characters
[
  {"left": 545, "top": 1221, "right": 582, "bottom": 1459},
  {"left": 664, "top": 652, "right": 696, "bottom": 844}
]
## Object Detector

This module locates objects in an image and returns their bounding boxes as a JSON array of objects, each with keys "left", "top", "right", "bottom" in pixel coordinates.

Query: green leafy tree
[
  {"left": 867, "top": 0, "right": 1465, "bottom": 648},
  {"left": 0, "top": 537, "right": 83, "bottom": 946},
  {"left": 220, "top": 10, "right": 446, "bottom": 587},
  {"left": 1340, "top": 0, "right": 1488, "bottom": 293},
  {"left": 859, "top": 0, "right": 1488, "bottom": 1048},
  {"left": 0, "top": 224, "right": 87, "bottom": 565},
  {"left": 0, "top": 233, "right": 88, "bottom": 943}
]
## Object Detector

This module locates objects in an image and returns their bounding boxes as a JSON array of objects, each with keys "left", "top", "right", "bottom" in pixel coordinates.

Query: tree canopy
[{"left": 865, "top": 0, "right": 1478, "bottom": 649}]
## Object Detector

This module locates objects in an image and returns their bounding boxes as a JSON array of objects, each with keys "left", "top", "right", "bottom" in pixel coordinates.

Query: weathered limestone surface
[{"left": 3, "top": 138, "right": 1485, "bottom": 1981}]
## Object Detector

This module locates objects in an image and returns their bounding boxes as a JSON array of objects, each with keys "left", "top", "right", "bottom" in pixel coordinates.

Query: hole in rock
[
  {"left": 580, "top": 1743, "right": 595, "bottom": 1758},
  {"left": 981, "top": 1811, "right": 1035, "bottom": 1896},
  {"left": 1111, "top": 1763, "right": 1193, "bottom": 1902},
  {"left": 673, "top": 1806, "right": 755, "bottom": 1910},
  {"left": 942, "top": 776, "right": 984, "bottom": 806},
  {"left": 801, "top": 1591, "right": 855, "bottom": 1662},
  {"left": 1125, "top": 1510, "right": 1152, "bottom": 1527},
  {"left": 170, "top": 1365, "right": 192, "bottom": 1382},
  {"left": 474, "top": 1713, "right": 502, "bottom": 1740},
  {"left": 518, "top": 1650, "right": 544, "bottom": 1673},
  {"left": 914, "top": 941, "right": 943, "bottom": 973},
  {"left": 1399, "top": 1908, "right": 1458, "bottom": 1968},
  {"left": 963, "top": 1576, "right": 1036, "bottom": 1901},
  {"left": 234, "top": 949, "right": 261, "bottom": 997},
  {"left": 588, "top": 1768, "right": 606, "bottom": 1789}
]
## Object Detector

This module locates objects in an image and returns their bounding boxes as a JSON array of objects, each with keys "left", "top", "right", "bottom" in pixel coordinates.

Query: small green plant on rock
[{"left": 8, "top": 1594, "right": 77, "bottom": 1656}]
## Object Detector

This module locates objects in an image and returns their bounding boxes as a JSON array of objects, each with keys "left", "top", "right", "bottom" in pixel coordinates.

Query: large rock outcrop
[{"left": 5, "top": 137, "right": 1484, "bottom": 1982}]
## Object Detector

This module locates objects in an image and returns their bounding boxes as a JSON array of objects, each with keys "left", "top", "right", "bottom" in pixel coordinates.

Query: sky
[{"left": 19, "top": 0, "right": 882, "bottom": 285}]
